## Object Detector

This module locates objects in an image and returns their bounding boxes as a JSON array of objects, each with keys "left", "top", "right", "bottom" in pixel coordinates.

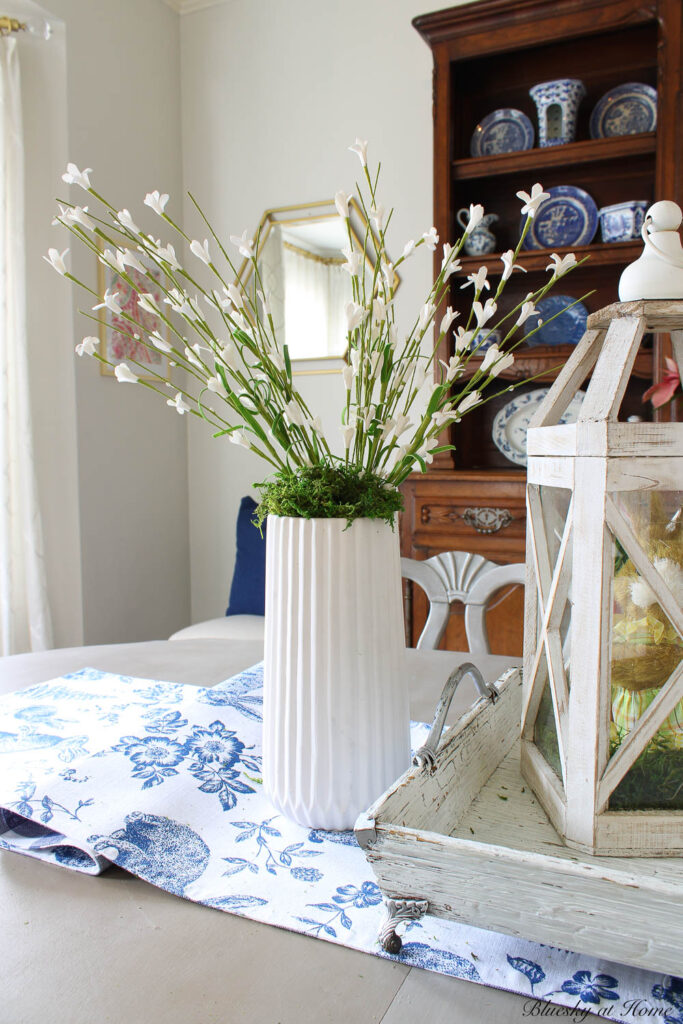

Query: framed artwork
[{"left": 97, "top": 248, "right": 171, "bottom": 380}]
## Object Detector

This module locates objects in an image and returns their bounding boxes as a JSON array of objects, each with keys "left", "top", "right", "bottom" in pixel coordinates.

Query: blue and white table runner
[{"left": 1, "top": 666, "right": 681, "bottom": 1024}]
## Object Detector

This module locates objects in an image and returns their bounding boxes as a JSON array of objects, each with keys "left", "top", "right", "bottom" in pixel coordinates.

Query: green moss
[
  {"left": 255, "top": 464, "right": 404, "bottom": 529},
  {"left": 609, "top": 732, "right": 683, "bottom": 811}
]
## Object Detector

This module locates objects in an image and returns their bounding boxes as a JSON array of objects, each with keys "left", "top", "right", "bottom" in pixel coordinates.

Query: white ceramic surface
[{"left": 262, "top": 516, "right": 410, "bottom": 829}]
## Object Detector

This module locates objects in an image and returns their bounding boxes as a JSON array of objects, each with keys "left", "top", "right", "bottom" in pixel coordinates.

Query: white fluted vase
[{"left": 263, "top": 516, "right": 410, "bottom": 830}]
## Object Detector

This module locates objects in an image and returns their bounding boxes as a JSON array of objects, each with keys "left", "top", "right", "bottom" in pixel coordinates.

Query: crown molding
[{"left": 163, "top": 0, "right": 228, "bottom": 14}]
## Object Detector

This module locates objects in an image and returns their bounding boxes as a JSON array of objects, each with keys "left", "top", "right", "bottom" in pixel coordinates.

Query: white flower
[
  {"left": 144, "top": 190, "right": 169, "bottom": 216},
  {"left": 441, "top": 243, "right": 461, "bottom": 280},
  {"left": 473, "top": 298, "right": 497, "bottom": 327},
  {"left": 454, "top": 327, "right": 474, "bottom": 352},
  {"left": 308, "top": 416, "right": 323, "bottom": 435},
  {"left": 342, "top": 425, "right": 355, "bottom": 449},
  {"left": 93, "top": 288, "right": 122, "bottom": 314},
  {"left": 388, "top": 324, "right": 398, "bottom": 349},
  {"left": 439, "top": 306, "right": 458, "bottom": 335},
  {"left": 345, "top": 301, "right": 366, "bottom": 332},
  {"left": 137, "top": 292, "right": 161, "bottom": 316},
  {"left": 460, "top": 265, "right": 489, "bottom": 293},
  {"left": 381, "top": 261, "right": 395, "bottom": 289},
  {"left": 230, "top": 230, "right": 254, "bottom": 259},
  {"left": 517, "top": 299, "right": 539, "bottom": 327},
  {"left": 119, "top": 249, "right": 146, "bottom": 274},
  {"left": 463, "top": 204, "right": 484, "bottom": 233},
  {"left": 416, "top": 438, "right": 440, "bottom": 464},
  {"left": 184, "top": 345, "right": 203, "bottom": 370},
  {"left": 257, "top": 289, "right": 271, "bottom": 316},
  {"left": 117, "top": 209, "right": 139, "bottom": 233},
  {"left": 190, "top": 238, "right": 211, "bottom": 265},
  {"left": 441, "top": 354, "right": 463, "bottom": 382},
  {"left": 67, "top": 205, "right": 95, "bottom": 231},
  {"left": 480, "top": 344, "right": 514, "bottom": 376},
  {"left": 100, "top": 248, "right": 119, "bottom": 269},
  {"left": 348, "top": 138, "right": 368, "bottom": 167},
  {"left": 62, "top": 163, "right": 92, "bottom": 190},
  {"left": 206, "top": 376, "right": 224, "bottom": 394},
  {"left": 419, "top": 302, "right": 435, "bottom": 331},
  {"left": 167, "top": 392, "right": 190, "bottom": 414},
  {"left": 431, "top": 407, "right": 454, "bottom": 429},
  {"left": 335, "top": 190, "right": 352, "bottom": 218},
  {"left": 517, "top": 183, "right": 550, "bottom": 218},
  {"left": 149, "top": 329, "right": 172, "bottom": 353},
  {"left": 232, "top": 312, "right": 251, "bottom": 334},
  {"left": 372, "top": 297, "right": 387, "bottom": 322},
  {"left": 220, "top": 341, "right": 240, "bottom": 371},
  {"left": 227, "top": 283, "right": 245, "bottom": 309},
  {"left": 422, "top": 226, "right": 439, "bottom": 251},
  {"left": 43, "top": 247, "right": 69, "bottom": 275},
  {"left": 156, "top": 242, "right": 180, "bottom": 270},
  {"left": 114, "top": 363, "right": 138, "bottom": 384},
  {"left": 358, "top": 404, "right": 375, "bottom": 431},
  {"left": 394, "top": 413, "right": 413, "bottom": 438},
  {"left": 380, "top": 418, "right": 396, "bottom": 441},
  {"left": 401, "top": 240, "right": 415, "bottom": 259},
  {"left": 458, "top": 391, "right": 481, "bottom": 414},
  {"left": 229, "top": 429, "right": 250, "bottom": 448},
  {"left": 341, "top": 246, "right": 362, "bottom": 277},
  {"left": 285, "top": 399, "right": 304, "bottom": 426},
  {"left": 371, "top": 204, "right": 385, "bottom": 231},
  {"left": 546, "top": 252, "right": 578, "bottom": 278},
  {"left": 239, "top": 393, "right": 258, "bottom": 412},
  {"left": 501, "top": 249, "right": 526, "bottom": 282},
  {"left": 342, "top": 364, "right": 354, "bottom": 389},
  {"left": 350, "top": 349, "right": 362, "bottom": 374},
  {"left": 75, "top": 336, "right": 98, "bottom": 357}
]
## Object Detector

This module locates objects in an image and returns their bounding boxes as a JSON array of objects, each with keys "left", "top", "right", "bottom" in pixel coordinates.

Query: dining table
[{"left": 0, "top": 637, "right": 607, "bottom": 1024}]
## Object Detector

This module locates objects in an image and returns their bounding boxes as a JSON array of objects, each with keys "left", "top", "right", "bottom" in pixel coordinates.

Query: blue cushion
[{"left": 226, "top": 496, "right": 267, "bottom": 617}]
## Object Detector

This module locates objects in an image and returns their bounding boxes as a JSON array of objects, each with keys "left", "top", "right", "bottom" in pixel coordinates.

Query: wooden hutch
[{"left": 402, "top": 0, "right": 682, "bottom": 654}]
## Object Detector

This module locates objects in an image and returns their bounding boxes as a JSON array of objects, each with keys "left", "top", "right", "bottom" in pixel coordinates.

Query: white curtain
[
  {"left": 0, "top": 36, "right": 52, "bottom": 654},
  {"left": 282, "top": 244, "right": 351, "bottom": 359}
]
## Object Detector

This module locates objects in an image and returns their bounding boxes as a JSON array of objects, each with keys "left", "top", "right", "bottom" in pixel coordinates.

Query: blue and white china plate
[
  {"left": 492, "top": 387, "right": 586, "bottom": 467},
  {"left": 521, "top": 185, "right": 598, "bottom": 250},
  {"left": 470, "top": 108, "right": 535, "bottom": 157},
  {"left": 525, "top": 295, "right": 588, "bottom": 347},
  {"left": 589, "top": 82, "right": 657, "bottom": 139}
]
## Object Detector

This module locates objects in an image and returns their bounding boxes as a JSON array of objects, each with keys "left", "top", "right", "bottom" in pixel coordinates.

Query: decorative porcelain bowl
[
  {"left": 529, "top": 78, "right": 586, "bottom": 147},
  {"left": 599, "top": 201, "right": 649, "bottom": 243}
]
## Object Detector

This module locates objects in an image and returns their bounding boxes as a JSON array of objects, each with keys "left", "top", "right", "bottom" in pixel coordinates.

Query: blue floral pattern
[{"left": 0, "top": 665, "right": 680, "bottom": 1024}]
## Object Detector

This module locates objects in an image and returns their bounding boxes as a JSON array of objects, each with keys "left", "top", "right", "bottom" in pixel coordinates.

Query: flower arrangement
[{"left": 48, "top": 141, "right": 579, "bottom": 523}]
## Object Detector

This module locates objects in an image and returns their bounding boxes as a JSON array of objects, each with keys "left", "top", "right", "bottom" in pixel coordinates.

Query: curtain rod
[{"left": 0, "top": 15, "right": 51, "bottom": 39}]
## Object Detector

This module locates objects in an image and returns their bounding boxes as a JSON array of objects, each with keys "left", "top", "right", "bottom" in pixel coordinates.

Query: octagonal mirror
[{"left": 237, "top": 199, "right": 396, "bottom": 365}]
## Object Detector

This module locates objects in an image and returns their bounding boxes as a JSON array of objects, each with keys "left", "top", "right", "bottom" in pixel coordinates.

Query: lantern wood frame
[{"left": 522, "top": 300, "right": 683, "bottom": 857}]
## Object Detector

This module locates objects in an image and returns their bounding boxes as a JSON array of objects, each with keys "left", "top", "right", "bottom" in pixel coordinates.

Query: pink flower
[{"left": 643, "top": 357, "right": 680, "bottom": 408}]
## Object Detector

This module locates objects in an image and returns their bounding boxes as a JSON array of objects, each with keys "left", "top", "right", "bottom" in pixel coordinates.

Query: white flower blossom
[
  {"left": 114, "top": 363, "right": 138, "bottom": 384},
  {"left": 144, "top": 190, "right": 169, "bottom": 216},
  {"left": 119, "top": 249, "right": 146, "bottom": 274},
  {"left": 220, "top": 341, "right": 240, "bottom": 371},
  {"left": 342, "top": 425, "right": 355, "bottom": 449},
  {"left": 335, "top": 190, "right": 352, "bottom": 218},
  {"left": 401, "top": 239, "right": 415, "bottom": 259},
  {"left": 184, "top": 345, "right": 203, "bottom": 369},
  {"left": 285, "top": 399, "right": 305, "bottom": 426},
  {"left": 380, "top": 418, "right": 396, "bottom": 441},
  {"left": 227, "top": 283, "right": 245, "bottom": 309},
  {"left": 138, "top": 293, "right": 161, "bottom": 316},
  {"left": 388, "top": 324, "right": 398, "bottom": 348},
  {"left": 517, "top": 183, "right": 550, "bottom": 218},
  {"left": 439, "top": 306, "right": 458, "bottom": 335},
  {"left": 546, "top": 252, "right": 578, "bottom": 278},
  {"left": 342, "top": 364, "right": 354, "bottom": 389},
  {"left": 350, "top": 349, "right": 362, "bottom": 374},
  {"left": 230, "top": 230, "right": 254, "bottom": 259},
  {"left": 393, "top": 413, "right": 413, "bottom": 438},
  {"left": 190, "top": 238, "right": 211, "bottom": 265},
  {"left": 117, "top": 209, "right": 139, "bottom": 233},
  {"left": 463, "top": 204, "right": 484, "bottom": 233},
  {"left": 454, "top": 327, "right": 474, "bottom": 352},
  {"left": 458, "top": 391, "right": 481, "bottom": 414},
  {"left": 517, "top": 298, "right": 539, "bottom": 327},
  {"left": 150, "top": 330, "right": 172, "bottom": 353},
  {"left": 460, "top": 266, "right": 489, "bottom": 293},
  {"left": 167, "top": 392, "right": 190, "bottom": 414},
  {"left": 93, "top": 288, "right": 122, "bottom": 314},
  {"left": 441, "top": 243, "right": 461, "bottom": 280},
  {"left": 419, "top": 302, "right": 435, "bottom": 331},
  {"left": 473, "top": 298, "right": 497, "bottom": 327},
  {"left": 501, "top": 249, "right": 526, "bottom": 282},
  {"left": 257, "top": 289, "right": 271, "bottom": 316},
  {"left": 62, "top": 163, "right": 92, "bottom": 190},
  {"left": 75, "top": 336, "right": 98, "bottom": 357},
  {"left": 43, "top": 247, "right": 69, "bottom": 275},
  {"left": 229, "top": 429, "right": 250, "bottom": 447},
  {"left": 308, "top": 416, "right": 323, "bottom": 435},
  {"left": 65, "top": 205, "right": 95, "bottom": 231},
  {"left": 341, "top": 246, "right": 362, "bottom": 277},
  {"left": 441, "top": 354, "right": 463, "bottom": 382},
  {"left": 422, "top": 226, "right": 439, "bottom": 251},
  {"left": 348, "top": 138, "right": 368, "bottom": 167},
  {"left": 155, "top": 242, "right": 180, "bottom": 270},
  {"left": 371, "top": 204, "right": 385, "bottom": 231},
  {"left": 206, "top": 376, "right": 224, "bottom": 394},
  {"left": 345, "top": 301, "right": 366, "bottom": 332},
  {"left": 480, "top": 344, "right": 514, "bottom": 377}
]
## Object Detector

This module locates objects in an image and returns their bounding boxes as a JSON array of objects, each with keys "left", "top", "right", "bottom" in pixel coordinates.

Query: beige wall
[
  {"left": 23, "top": 0, "right": 191, "bottom": 645},
  {"left": 180, "top": 0, "right": 438, "bottom": 623}
]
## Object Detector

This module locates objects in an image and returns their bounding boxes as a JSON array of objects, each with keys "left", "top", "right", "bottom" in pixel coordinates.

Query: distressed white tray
[{"left": 355, "top": 667, "right": 683, "bottom": 975}]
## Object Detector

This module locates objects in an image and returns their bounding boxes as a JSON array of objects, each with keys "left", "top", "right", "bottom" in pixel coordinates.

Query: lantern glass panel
[
  {"left": 534, "top": 677, "right": 562, "bottom": 779},
  {"left": 608, "top": 489, "right": 683, "bottom": 811}
]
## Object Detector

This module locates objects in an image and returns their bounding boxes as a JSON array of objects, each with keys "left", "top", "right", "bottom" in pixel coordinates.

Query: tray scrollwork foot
[{"left": 379, "top": 897, "right": 429, "bottom": 954}]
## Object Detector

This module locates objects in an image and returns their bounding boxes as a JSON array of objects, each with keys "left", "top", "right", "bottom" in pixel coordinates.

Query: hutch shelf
[{"left": 403, "top": 0, "right": 682, "bottom": 655}]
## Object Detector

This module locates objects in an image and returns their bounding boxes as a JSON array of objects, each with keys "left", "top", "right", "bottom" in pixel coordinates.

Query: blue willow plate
[
  {"left": 589, "top": 82, "right": 657, "bottom": 138},
  {"left": 521, "top": 185, "right": 598, "bottom": 250},
  {"left": 525, "top": 295, "right": 588, "bottom": 347},
  {"left": 470, "top": 108, "right": 535, "bottom": 157},
  {"left": 492, "top": 388, "right": 586, "bottom": 467}
]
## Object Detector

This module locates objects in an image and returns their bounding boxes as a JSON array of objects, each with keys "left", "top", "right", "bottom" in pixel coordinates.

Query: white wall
[
  {"left": 28, "top": 0, "right": 191, "bottom": 645},
  {"left": 180, "top": 0, "right": 438, "bottom": 623}
]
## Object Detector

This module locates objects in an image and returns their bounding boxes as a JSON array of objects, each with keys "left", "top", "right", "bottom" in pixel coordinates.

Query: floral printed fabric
[{"left": 0, "top": 667, "right": 681, "bottom": 1024}]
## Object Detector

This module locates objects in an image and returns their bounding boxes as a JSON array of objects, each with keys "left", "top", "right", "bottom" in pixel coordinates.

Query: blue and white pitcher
[{"left": 457, "top": 209, "right": 498, "bottom": 256}]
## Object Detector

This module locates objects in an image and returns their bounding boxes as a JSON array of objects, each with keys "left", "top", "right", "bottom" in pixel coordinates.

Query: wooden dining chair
[{"left": 401, "top": 551, "right": 526, "bottom": 654}]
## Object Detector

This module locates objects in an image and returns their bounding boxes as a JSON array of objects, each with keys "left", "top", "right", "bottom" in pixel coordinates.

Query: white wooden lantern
[{"left": 522, "top": 300, "right": 683, "bottom": 856}]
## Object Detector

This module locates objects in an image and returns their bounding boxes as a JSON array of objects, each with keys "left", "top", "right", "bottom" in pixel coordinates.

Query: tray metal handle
[{"left": 412, "top": 662, "right": 498, "bottom": 771}]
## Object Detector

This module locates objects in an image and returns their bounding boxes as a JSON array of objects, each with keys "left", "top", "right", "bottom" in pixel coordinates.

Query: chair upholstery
[{"left": 401, "top": 551, "right": 525, "bottom": 654}]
